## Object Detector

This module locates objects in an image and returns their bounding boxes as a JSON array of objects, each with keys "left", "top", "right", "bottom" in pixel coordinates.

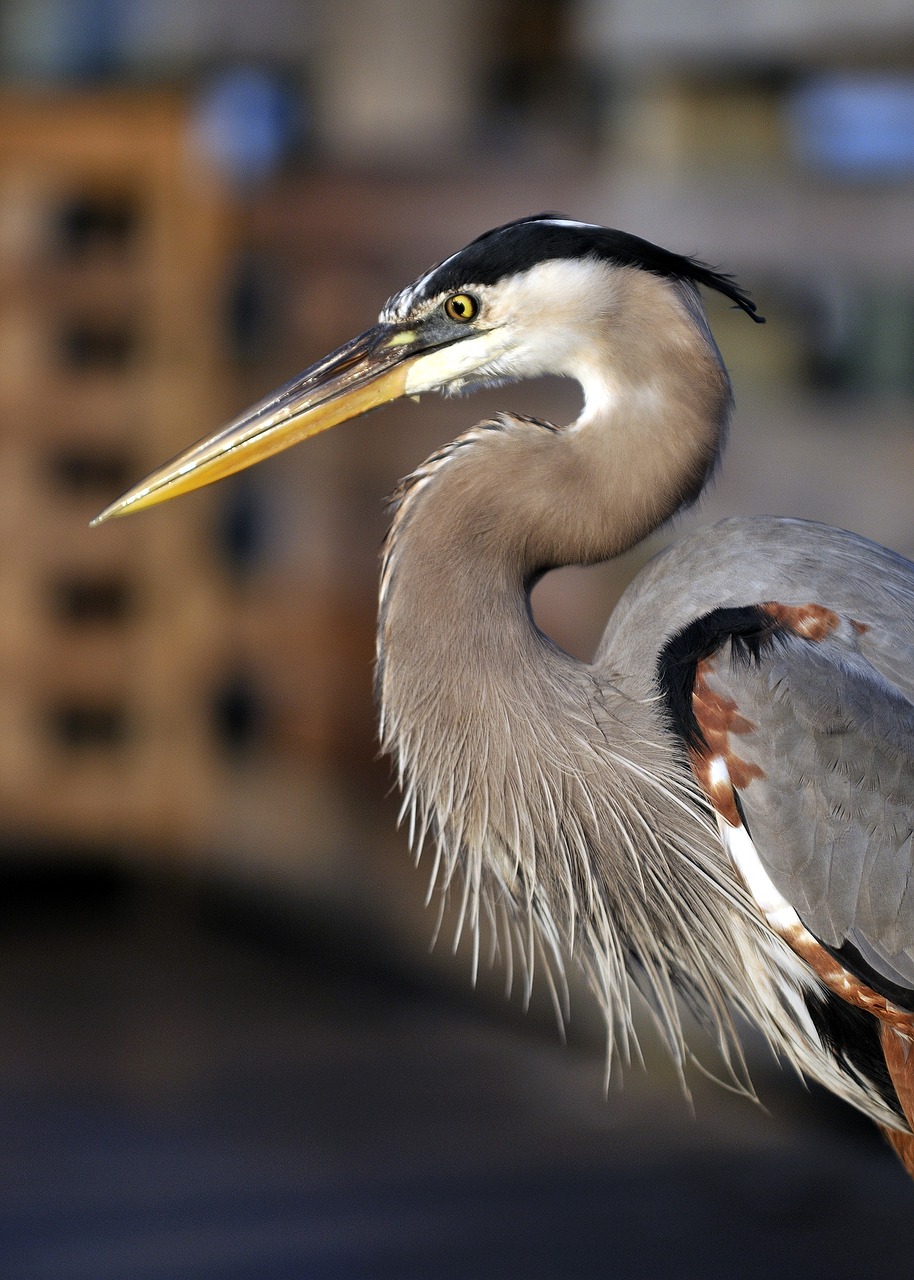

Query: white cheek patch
[
  {"left": 401, "top": 258, "right": 623, "bottom": 391},
  {"left": 403, "top": 331, "right": 514, "bottom": 395}
]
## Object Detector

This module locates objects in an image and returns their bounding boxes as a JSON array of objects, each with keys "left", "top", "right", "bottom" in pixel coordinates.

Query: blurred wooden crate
[{"left": 0, "top": 90, "right": 239, "bottom": 855}]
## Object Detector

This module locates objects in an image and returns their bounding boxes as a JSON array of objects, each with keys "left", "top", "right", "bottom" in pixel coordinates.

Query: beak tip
[
  {"left": 88, "top": 322, "right": 417, "bottom": 527},
  {"left": 90, "top": 499, "right": 127, "bottom": 527}
]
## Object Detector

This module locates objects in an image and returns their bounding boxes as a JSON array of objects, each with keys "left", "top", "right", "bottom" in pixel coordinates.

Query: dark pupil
[{"left": 452, "top": 297, "right": 468, "bottom": 316}]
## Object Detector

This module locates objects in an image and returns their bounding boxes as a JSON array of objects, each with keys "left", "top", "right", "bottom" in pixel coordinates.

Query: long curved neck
[
  {"left": 380, "top": 381, "right": 750, "bottom": 1044},
  {"left": 375, "top": 326, "right": 756, "bottom": 1056},
  {"left": 377, "top": 315, "right": 730, "bottom": 860},
  {"left": 380, "top": 298, "right": 731, "bottom": 657},
  {"left": 373, "top": 305, "right": 861, "bottom": 1098}
]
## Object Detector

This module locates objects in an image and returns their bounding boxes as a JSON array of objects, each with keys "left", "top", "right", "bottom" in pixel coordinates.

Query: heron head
[{"left": 92, "top": 214, "right": 762, "bottom": 524}]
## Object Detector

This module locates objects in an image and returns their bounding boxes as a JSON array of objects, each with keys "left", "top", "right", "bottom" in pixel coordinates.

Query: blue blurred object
[
  {"left": 789, "top": 73, "right": 914, "bottom": 179},
  {"left": 192, "top": 66, "right": 297, "bottom": 185}
]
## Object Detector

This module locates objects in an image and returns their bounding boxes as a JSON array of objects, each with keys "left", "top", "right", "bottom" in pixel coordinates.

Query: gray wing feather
[{"left": 705, "top": 619, "right": 914, "bottom": 990}]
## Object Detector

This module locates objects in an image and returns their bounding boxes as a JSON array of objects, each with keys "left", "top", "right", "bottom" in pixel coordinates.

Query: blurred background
[{"left": 1, "top": 0, "right": 914, "bottom": 1275}]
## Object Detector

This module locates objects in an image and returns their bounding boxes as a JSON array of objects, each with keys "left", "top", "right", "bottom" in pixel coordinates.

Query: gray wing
[
  {"left": 604, "top": 517, "right": 914, "bottom": 997},
  {"left": 696, "top": 605, "right": 914, "bottom": 994}
]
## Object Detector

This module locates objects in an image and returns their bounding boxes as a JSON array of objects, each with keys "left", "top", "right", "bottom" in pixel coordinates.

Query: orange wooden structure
[{"left": 0, "top": 91, "right": 238, "bottom": 853}]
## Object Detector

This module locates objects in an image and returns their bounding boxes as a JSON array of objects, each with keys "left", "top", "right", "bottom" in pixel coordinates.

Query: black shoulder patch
[
  {"left": 805, "top": 988, "right": 905, "bottom": 1120},
  {"left": 415, "top": 214, "right": 765, "bottom": 322},
  {"left": 656, "top": 604, "right": 780, "bottom": 751}
]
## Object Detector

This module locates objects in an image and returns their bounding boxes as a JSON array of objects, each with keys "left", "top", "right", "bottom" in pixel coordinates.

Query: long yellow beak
[{"left": 91, "top": 324, "right": 425, "bottom": 525}]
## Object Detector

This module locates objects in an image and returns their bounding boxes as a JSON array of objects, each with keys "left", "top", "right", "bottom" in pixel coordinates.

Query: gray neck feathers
[{"left": 374, "top": 332, "right": 758, "bottom": 1065}]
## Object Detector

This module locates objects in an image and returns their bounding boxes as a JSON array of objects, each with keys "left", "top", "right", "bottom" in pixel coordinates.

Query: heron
[{"left": 94, "top": 214, "right": 914, "bottom": 1173}]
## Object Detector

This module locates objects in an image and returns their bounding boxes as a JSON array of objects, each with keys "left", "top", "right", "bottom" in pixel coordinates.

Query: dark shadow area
[{"left": 0, "top": 858, "right": 912, "bottom": 1280}]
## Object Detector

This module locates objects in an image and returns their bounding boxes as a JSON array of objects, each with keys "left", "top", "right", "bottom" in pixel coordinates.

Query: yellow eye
[{"left": 444, "top": 293, "right": 478, "bottom": 323}]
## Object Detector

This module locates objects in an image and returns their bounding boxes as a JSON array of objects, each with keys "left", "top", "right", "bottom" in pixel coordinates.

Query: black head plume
[{"left": 400, "top": 213, "right": 765, "bottom": 323}]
